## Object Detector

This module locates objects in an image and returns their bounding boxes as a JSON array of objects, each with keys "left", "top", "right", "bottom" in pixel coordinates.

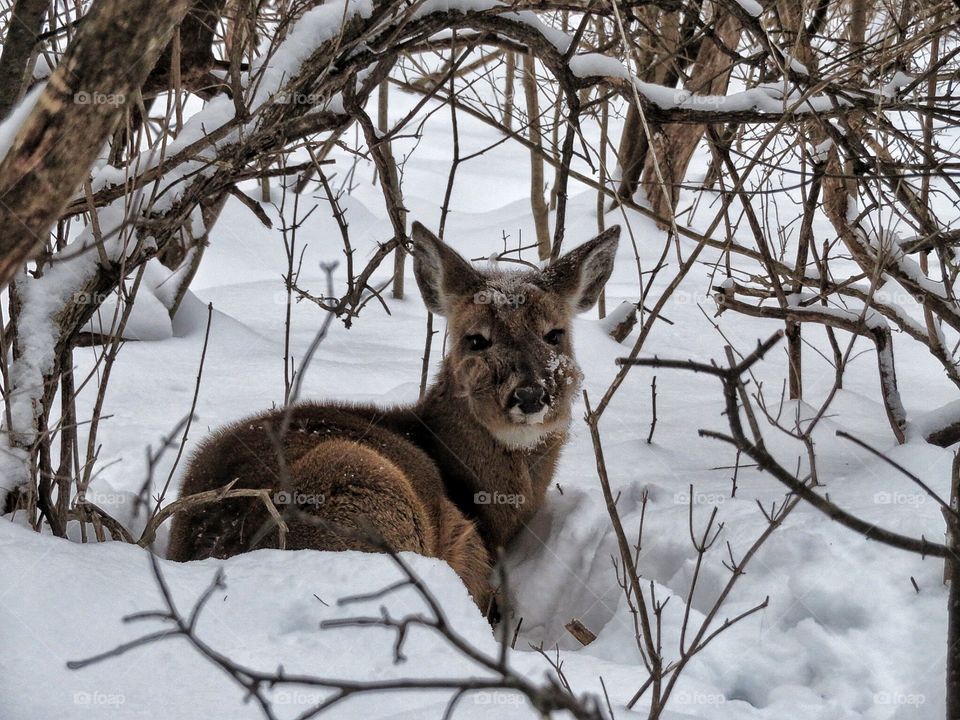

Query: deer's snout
[{"left": 511, "top": 386, "right": 547, "bottom": 414}]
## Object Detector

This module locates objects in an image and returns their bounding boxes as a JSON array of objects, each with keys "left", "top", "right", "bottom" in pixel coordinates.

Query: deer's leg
[{"left": 434, "top": 500, "right": 494, "bottom": 611}]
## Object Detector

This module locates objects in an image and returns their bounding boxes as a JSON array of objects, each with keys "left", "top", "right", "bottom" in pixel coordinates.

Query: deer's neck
[{"left": 414, "top": 365, "right": 565, "bottom": 551}]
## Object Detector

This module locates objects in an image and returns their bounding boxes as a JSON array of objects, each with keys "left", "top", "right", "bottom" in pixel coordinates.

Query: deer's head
[{"left": 411, "top": 222, "right": 619, "bottom": 449}]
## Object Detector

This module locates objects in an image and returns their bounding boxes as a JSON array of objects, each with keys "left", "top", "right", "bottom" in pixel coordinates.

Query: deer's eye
[
  {"left": 544, "top": 328, "right": 565, "bottom": 345},
  {"left": 465, "top": 334, "right": 492, "bottom": 351}
]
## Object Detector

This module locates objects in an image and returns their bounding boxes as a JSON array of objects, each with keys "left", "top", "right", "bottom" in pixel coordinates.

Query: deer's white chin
[
  {"left": 491, "top": 411, "right": 563, "bottom": 450},
  {"left": 491, "top": 423, "right": 555, "bottom": 450},
  {"left": 508, "top": 405, "right": 549, "bottom": 425}
]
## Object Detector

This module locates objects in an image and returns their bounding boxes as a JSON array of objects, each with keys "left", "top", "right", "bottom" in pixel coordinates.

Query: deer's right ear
[
  {"left": 538, "top": 226, "right": 620, "bottom": 312},
  {"left": 411, "top": 222, "right": 481, "bottom": 316}
]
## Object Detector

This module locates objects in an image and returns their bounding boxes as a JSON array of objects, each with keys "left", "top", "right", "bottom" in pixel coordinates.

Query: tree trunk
[
  {"left": 949, "top": 560, "right": 960, "bottom": 720},
  {"left": 522, "top": 52, "right": 550, "bottom": 261},
  {"left": 503, "top": 51, "right": 515, "bottom": 130},
  {"left": 375, "top": 78, "right": 407, "bottom": 300},
  {"left": 776, "top": 0, "right": 828, "bottom": 400},
  {"left": 0, "top": 0, "right": 193, "bottom": 290},
  {"left": 595, "top": 18, "right": 609, "bottom": 319},
  {"left": 0, "top": 0, "right": 48, "bottom": 121},
  {"left": 144, "top": 0, "right": 229, "bottom": 97},
  {"left": 842, "top": 0, "right": 871, "bottom": 201},
  {"left": 640, "top": 11, "right": 742, "bottom": 227},
  {"left": 948, "top": 453, "right": 960, "bottom": 720},
  {"left": 613, "top": 6, "right": 679, "bottom": 202}
]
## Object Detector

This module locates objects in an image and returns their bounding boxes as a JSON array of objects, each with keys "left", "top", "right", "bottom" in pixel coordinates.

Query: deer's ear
[
  {"left": 411, "top": 222, "right": 481, "bottom": 316},
  {"left": 538, "top": 226, "right": 619, "bottom": 312}
]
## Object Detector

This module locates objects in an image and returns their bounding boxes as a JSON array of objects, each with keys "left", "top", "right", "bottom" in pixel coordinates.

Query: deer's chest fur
[{"left": 396, "top": 389, "right": 565, "bottom": 552}]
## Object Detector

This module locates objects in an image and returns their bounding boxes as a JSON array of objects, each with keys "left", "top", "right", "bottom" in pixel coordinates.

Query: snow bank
[
  {"left": 3, "top": 44, "right": 957, "bottom": 720},
  {"left": 0, "top": 521, "right": 527, "bottom": 720}
]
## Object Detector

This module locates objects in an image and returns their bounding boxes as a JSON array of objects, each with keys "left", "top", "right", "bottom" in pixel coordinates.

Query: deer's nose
[{"left": 513, "top": 386, "right": 547, "bottom": 414}]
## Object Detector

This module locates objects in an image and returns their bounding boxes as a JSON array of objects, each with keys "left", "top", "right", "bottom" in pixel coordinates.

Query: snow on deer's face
[{"left": 411, "top": 223, "right": 619, "bottom": 450}]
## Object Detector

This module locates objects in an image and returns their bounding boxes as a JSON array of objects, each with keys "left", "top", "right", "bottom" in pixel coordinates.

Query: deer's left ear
[
  {"left": 538, "top": 226, "right": 620, "bottom": 312},
  {"left": 410, "top": 221, "right": 481, "bottom": 316}
]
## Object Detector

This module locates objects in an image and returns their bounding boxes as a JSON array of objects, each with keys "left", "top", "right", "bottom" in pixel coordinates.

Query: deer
[{"left": 167, "top": 222, "right": 619, "bottom": 612}]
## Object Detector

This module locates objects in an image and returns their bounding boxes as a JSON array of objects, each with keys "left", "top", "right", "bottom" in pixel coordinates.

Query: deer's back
[{"left": 166, "top": 402, "right": 451, "bottom": 560}]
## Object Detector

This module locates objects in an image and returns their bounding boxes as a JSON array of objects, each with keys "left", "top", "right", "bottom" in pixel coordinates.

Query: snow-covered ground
[{"left": 2, "top": 76, "right": 956, "bottom": 720}]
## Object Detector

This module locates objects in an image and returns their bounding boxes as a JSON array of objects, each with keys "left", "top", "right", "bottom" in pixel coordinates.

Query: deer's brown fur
[{"left": 167, "top": 222, "right": 619, "bottom": 610}]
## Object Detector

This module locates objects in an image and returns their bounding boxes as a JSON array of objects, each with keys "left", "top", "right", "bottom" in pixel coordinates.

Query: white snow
[
  {"left": 2, "top": 21, "right": 959, "bottom": 720},
  {"left": 812, "top": 138, "right": 834, "bottom": 162},
  {"left": 3, "top": 174, "right": 952, "bottom": 719},
  {"left": 734, "top": 0, "right": 763, "bottom": 16},
  {"left": 0, "top": 520, "right": 508, "bottom": 720},
  {"left": 598, "top": 300, "right": 637, "bottom": 335},
  {"left": 6, "top": 200, "right": 134, "bottom": 445},
  {"left": 880, "top": 71, "right": 915, "bottom": 98}
]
